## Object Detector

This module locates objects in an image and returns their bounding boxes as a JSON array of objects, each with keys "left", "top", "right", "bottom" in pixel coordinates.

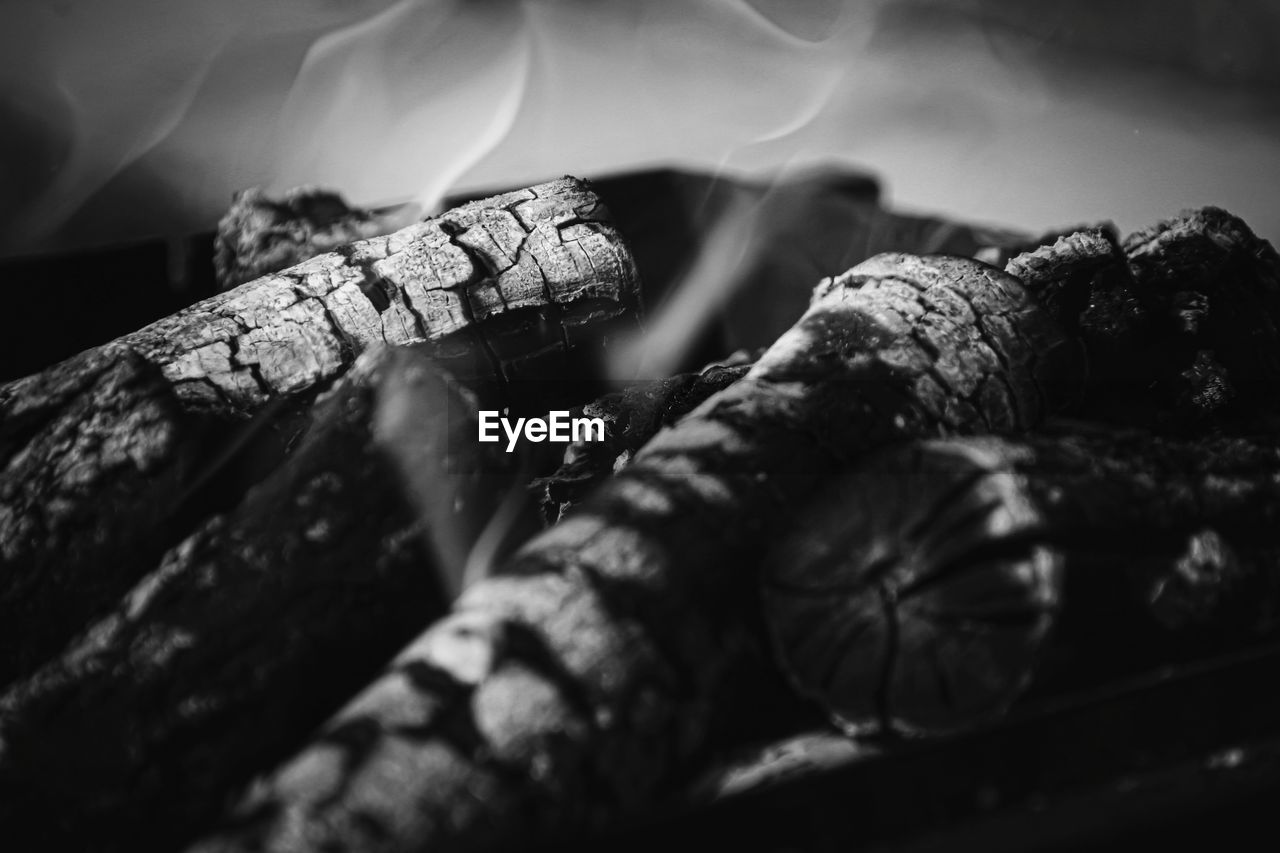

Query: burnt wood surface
[
  {"left": 0, "top": 349, "right": 212, "bottom": 686},
  {"left": 214, "top": 187, "right": 414, "bottom": 291},
  {"left": 540, "top": 206, "right": 1280, "bottom": 535},
  {"left": 0, "top": 177, "right": 639, "bottom": 687},
  {"left": 187, "top": 252, "right": 1074, "bottom": 853},
  {"left": 0, "top": 345, "right": 534, "bottom": 852},
  {"left": 0, "top": 168, "right": 872, "bottom": 385},
  {"left": 0, "top": 174, "right": 1277, "bottom": 852},
  {"left": 763, "top": 429, "right": 1280, "bottom": 737},
  {"left": 1007, "top": 208, "right": 1280, "bottom": 427},
  {"left": 534, "top": 357, "right": 753, "bottom": 523}
]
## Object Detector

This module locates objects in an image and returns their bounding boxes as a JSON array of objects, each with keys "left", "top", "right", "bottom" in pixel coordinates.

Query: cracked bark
[
  {"left": 213, "top": 187, "right": 414, "bottom": 291},
  {"left": 763, "top": 429, "right": 1280, "bottom": 737},
  {"left": 186, "top": 253, "right": 1076, "bottom": 853},
  {"left": 0, "top": 348, "right": 208, "bottom": 686},
  {"left": 535, "top": 206, "right": 1279, "bottom": 535},
  {"left": 0, "top": 344, "right": 536, "bottom": 853},
  {"left": 138, "top": 175, "right": 640, "bottom": 414},
  {"left": 0, "top": 176, "right": 639, "bottom": 686}
]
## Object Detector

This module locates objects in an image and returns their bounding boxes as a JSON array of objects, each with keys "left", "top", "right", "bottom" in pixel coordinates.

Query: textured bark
[
  {"left": 1004, "top": 226, "right": 1140, "bottom": 363},
  {"left": 763, "top": 429, "right": 1280, "bottom": 737},
  {"left": 0, "top": 345, "right": 532, "bottom": 853},
  {"left": 114, "top": 175, "right": 639, "bottom": 415},
  {"left": 187, "top": 252, "right": 1075, "bottom": 853},
  {"left": 0, "top": 347, "right": 207, "bottom": 686},
  {"left": 0, "top": 177, "right": 639, "bottom": 683},
  {"left": 214, "top": 187, "right": 413, "bottom": 291}
]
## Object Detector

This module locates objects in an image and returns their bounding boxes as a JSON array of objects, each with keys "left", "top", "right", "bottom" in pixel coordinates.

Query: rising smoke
[{"left": 2, "top": 0, "right": 1278, "bottom": 255}]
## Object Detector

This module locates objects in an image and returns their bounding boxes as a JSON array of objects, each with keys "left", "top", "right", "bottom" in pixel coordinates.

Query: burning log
[
  {"left": 763, "top": 429, "right": 1280, "bottom": 737},
  {"left": 541, "top": 206, "right": 1277, "bottom": 531},
  {"left": 186, "top": 253, "right": 1073, "bottom": 853},
  {"left": 0, "top": 344, "right": 534, "bottom": 853},
  {"left": 0, "top": 176, "right": 640, "bottom": 685},
  {"left": 214, "top": 187, "right": 414, "bottom": 291},
  {"left": 536, "top": 219, "right": 1185, "bottom": 527},
  {"left": 533, "top": 220, "right": 1138, "bottom": 526}
]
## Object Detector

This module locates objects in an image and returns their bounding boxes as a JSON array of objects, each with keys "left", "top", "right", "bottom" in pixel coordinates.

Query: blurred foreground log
[
  {"left": 188, "top": 252, "right": 1074, "bottom": 853},
  {"left": 0, "top": 345, "right": 533, "bottom": 853},
  {"left": 0, "top": 176, "right": 639, "bottom": 686},
  {"left": 764, "top": 429, "right": 1280, "bottom": 737}
]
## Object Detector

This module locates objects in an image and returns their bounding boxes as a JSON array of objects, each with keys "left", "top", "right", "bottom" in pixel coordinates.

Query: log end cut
[{"left": 761, "top": 438, "right": 1062, "bottom": 736}]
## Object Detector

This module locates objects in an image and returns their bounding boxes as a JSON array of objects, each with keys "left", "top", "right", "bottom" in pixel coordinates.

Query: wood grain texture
[
  {"left": 125, "top": 175, "right": 640, "bottom": 414},
  {"left": 763, "top": 428, "right": 1280, "bottom": 736},
  {"left": 187, "top": 253, "right": 1076, "bottom": 853}
]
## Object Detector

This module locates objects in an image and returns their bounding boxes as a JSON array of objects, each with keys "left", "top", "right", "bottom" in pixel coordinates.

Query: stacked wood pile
[{"left": 1, "top": 173, "right": 1278, "bottom": 852}]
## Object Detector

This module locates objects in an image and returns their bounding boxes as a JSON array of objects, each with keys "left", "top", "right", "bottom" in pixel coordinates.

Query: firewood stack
[{"left": 1, "top": 172, "right": 1278, "bottom": 852}]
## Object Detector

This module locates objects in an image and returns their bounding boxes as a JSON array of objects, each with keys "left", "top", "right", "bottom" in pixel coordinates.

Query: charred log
[
  {"left": 762, "top": 429, "right": 1280, "bottom": 737},
  {"left": 1007, "top": 208, "right": 1280, "bottom": 426},
  {"left": 214, "top": 187, "right": 414, "bottom": 291},
  {"left": 0, "top": 348, "right": 209, "bottom": 686},
  {"left": 187, "top": 252, "right": 1074, "bottom": 853},
  {"left": 0, "top": 345, "right": 534, "bottom": 853},
  {"left": 0, "top": 177, "right": 639, "bottom": 683}
]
